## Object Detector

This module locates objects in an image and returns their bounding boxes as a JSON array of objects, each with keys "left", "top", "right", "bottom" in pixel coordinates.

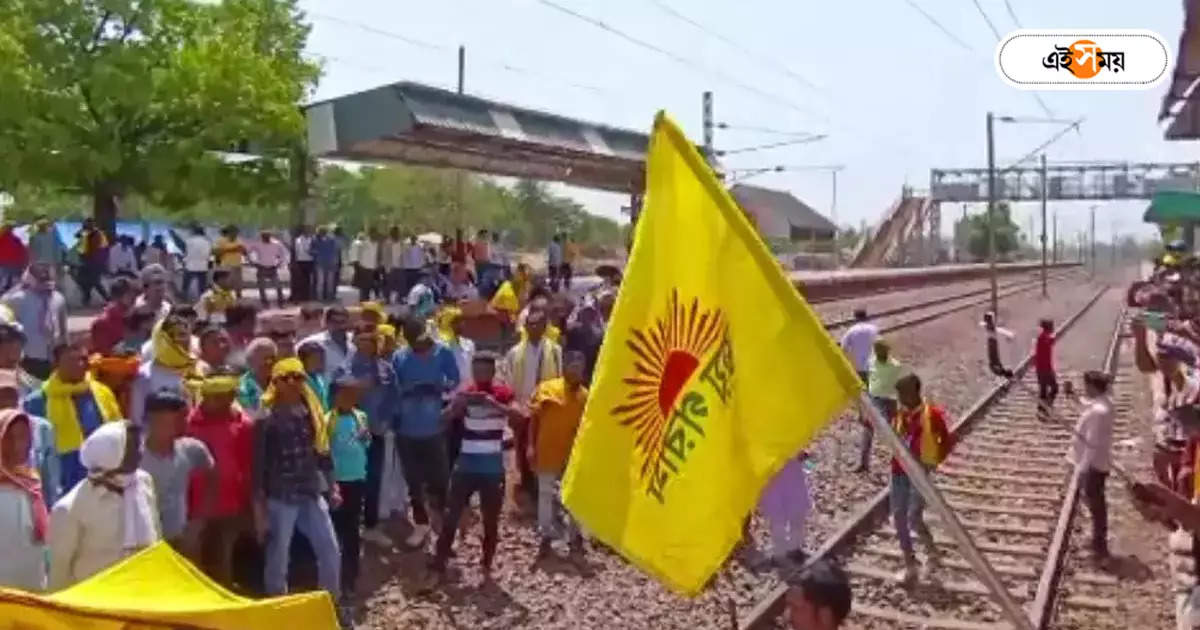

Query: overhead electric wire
[
  {"left": 966, "top": 0, "right": 1056, "bottom": 119},
  {"left": 899, "top": 0, "right": 973, "bottom": 51},
  {"left": 307, "top": 11, "right": 608, "bottom": 95},
  {"left": 716, "top": 122, "right": 822, "bottom": 137},
  {"left": 716, "top": 135, "right": 827, "bottom": 156},
  {"left": 1002, "top": 0, "right": 1023, "bottom": 28},
  {"left": 1001, "top": 118, "right": 1084, "bottom": 171},
  {"left": 534, "top": 0, "right": 828, "bottom": 121},
  {"left": 645, "top": 0, "right": 821, "bottom": 91}
]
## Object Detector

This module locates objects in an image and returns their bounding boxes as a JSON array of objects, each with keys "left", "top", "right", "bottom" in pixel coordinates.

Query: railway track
[
  {"left": 824, "top": 270, "right": 1083, "bottom": 333},
  {"left": 741, "top": 286, "right": 1125, "bottom": 630}
]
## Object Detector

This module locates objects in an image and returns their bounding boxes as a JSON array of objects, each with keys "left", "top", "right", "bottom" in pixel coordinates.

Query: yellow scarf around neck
[{"left": 44, "top": 372, "right": 121, "bottom": 453}]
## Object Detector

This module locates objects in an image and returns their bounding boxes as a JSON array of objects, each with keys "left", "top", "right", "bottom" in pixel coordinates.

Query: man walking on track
[
  {"left": 1034, "top": 318, "right": 1058, "bottom": 421},
  {"left": 981, "top": 311, "right": 1015, "bottom": 379},
  {"left": 1068, "top": 370, "right": 1115, "bottom": 565},
  {"left": 839, "top": 308, "right": 877, "bottom": 469},
  {"left": 890, "top": 372, "right": 952, "bottom": 583}
]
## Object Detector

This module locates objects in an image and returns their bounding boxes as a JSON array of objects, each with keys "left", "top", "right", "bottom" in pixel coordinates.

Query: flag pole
[{"left": 859, "top": 391, "right": 1035, "bottom": 630}]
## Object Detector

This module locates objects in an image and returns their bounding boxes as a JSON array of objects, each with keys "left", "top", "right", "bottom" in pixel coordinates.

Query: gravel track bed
[
  {"left": 811, "top": 270, "right": 1074, "bottom": 323},
  {"left": 1050, "top": 340, "right": 1176, "bottom": 630},
  {"left": 832, "top": 285, "right": 1127, "bottom": 629},
  {"left": 353, "top": 274, "right": 1117, "bottom": 630}
]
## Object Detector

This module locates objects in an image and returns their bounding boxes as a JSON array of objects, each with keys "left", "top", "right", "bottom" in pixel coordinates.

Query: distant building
[{"left": 729, "top": 184, "right": 837, "bottom": 244}]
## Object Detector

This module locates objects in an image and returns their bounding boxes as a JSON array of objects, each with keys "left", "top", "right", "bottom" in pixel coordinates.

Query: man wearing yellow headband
[
  {"left": 186, "top": 368, "right": 254, "bottom": 585},
  {"left": 129, "top": 315, "right": 197, "bottom": 426},
  {"left": 252, "top": 357, "right": 344, "bottom": 621},
  {"left": 436, "top": 307, "right": 475, "bottom": 394}
]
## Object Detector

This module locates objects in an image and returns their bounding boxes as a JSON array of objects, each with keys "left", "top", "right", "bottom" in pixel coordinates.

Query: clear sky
[{"left": 299, "top": 0, "right": 1194, "bottom": 243}]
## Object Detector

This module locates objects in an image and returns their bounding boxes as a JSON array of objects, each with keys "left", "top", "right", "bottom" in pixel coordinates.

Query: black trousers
[
  {"left": 182, "top": 270, "right": 208, "bottom": 301},
  {"left": 397, "top": 435, "right": 450, "bottom": 526},
  {"left": 1037, "top": 370, "right": 1059, "bottom": 418},
  {"left": 560, "top": 263, "right": 573, "bottom": 290},
  {"left": 987, "top": 338, "right": 1013, "bottom": 378},
  {"left": 294, "top": 261, "right": 314, "bottom": 302},
  {"left": 363, "top": 435, "right": 386, "bottom": 529},
  {"left": 354, "top": 265, "right": 376, "bottom": 301},
  {"left": 76, "top": 265, "right": 108, "bottom": 306},
  {"left": 330, "top": 479, "right": 365, "bottom": 592},
  {"left": 1081, "top": 468, "right": 1109, "bottom": 556},
  {"left": 431, "top": 472, "right": 504, "bottom": 571}
]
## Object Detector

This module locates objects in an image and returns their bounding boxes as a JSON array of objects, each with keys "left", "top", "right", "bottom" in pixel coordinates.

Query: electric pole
[
  {"left": 455, "top": 45, "right": 466, "bottom": 243},
  {"left": 1040, "top": 154, "right": 1048, "bottom": 297},
  {"left": 1090, "top": 205, "right": 1096, "bottom": 279},
  {"left": 1052, "top": 210, "right": 1058, "bottom": 264},
  {"left": 986, "top": 112, "right": 998, "bottom": 317},
  {"left": 831, "top": 169, "right": 840, "bottom": 267},
  {"left": 702, "top": 91, "right": 714, "bottom": 164}
]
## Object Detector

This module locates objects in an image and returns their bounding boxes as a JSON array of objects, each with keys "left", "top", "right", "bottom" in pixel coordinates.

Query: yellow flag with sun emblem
[{"left": 561, "top": 112, "right": 862, "bottom": 595}]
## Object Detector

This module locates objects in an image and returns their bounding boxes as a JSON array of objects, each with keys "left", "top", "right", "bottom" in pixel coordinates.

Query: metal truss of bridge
[
  {"left": 850, "top": 161, "right": 1200, "bottom": 269},
  {"left": 929, "top": 161, "right": 1200, "bottom": 203}
]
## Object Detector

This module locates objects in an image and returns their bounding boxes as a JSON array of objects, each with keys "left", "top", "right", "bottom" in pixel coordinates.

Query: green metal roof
[{"left": 1144, "top": 189, "right": 1200, "bottom": 223}]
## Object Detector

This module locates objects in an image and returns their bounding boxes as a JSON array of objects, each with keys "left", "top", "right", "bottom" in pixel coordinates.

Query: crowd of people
[
  {"left": 0, "top": 215, "right": 622, "bottom": 629},
  {"left": 3, "top": 217, "right": 592, "bottom": 321}
]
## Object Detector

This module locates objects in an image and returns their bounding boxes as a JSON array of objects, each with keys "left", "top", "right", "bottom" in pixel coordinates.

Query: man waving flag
[{"left": 561, "top": 112, "right": 862, "bottom": 595}]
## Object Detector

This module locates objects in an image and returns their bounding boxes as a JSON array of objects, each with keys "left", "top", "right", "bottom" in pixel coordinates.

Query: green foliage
[
  {"left": 956, "top": 203, "right": 1021, "bottom": 261},
  {"left": 0, "top": 0, "right": 320, "bottom": 221},
  {"left": 311, "top": 166, "right": 624, "bottom": 249}
]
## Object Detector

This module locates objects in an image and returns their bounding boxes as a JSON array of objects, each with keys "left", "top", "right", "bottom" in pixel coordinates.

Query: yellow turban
[
  {"left": 152, "top": 319, "right": 196, "bottom": 375},
  {"left": 261, "top": 357, "right": 329, "bottom": 454},
  {"left": 436, "top": 307, "right": 462, "bottom": 342},
  {"left": 360, "top": 301, "right": 385, "bottom": 321}
]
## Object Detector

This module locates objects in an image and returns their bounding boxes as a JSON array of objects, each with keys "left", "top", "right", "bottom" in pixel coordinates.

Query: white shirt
[
  {"left": 134, "top": 297, "right": 172, "bottom": 327},
  {"left": 402, "top": 243, "right": 426, "bottom": 270},
  {"left": 0, "top": 486, "right": 47, "bottom": 591},
  {"left": 384, "top": 239, "right": 405, "bottom": 270},
  {"left": 445, "top": 337, "right": 476, "bottom": 393},
  {"left": 49, "top": 470, "right": 160, "bottom": 590},
  {"left": 249, "top": 239, "right": 290, "bottom": 268},
  {"left": 183, "top": 235, "right": 212, "bottom": 272},
  {"left": 294, "top": 235, "right": 313, "bottom": 262},
  {"left": 349, "top": 239, "right": 379, "bottom": 270},
  {"left": 1069, "top": 396, "right": 1114, "bottom": 472},
  {"left": 108, "top": 245, "right": 137, "bottom": 275},
  {"left": 302, "top": 330, "right": 351, "bottom": 380},
  {"left": 519, "top": 343, "right": 542, "bottom": 403},
  {"left": 446, "top": 280, "right": 479, "bottom": 301},
  {"left": 839, "top": 322, "right": 879, "bottom": 372}
]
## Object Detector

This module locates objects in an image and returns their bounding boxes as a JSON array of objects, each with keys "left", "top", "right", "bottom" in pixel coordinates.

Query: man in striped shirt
[{"left": 427, "top": 351, "right": 519, "bottom": 584}]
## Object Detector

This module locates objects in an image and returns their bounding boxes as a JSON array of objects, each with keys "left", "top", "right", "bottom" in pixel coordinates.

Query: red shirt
[
  {"left": 0, "top": 231, "right": 27, "bottom": 267},
  {"left": 1034, "top": 330, "right": 1055, "bottom": 374},
  {"left": 187, "top": 406, "right": 254, "bottom": 518},
  {"left": 891, "top": 403, "right": 952, "bottom": 475},
  {"left": 89, "top": 302, "right": 128, "bottom": 355}
]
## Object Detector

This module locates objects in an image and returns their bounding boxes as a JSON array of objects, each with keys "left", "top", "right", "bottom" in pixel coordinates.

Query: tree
[
  {"left": 0, "top": 0, "right": 319, "bottom": 236},
  {"left": 957, "top": 203, "right": 1021, "bottom": 262}
]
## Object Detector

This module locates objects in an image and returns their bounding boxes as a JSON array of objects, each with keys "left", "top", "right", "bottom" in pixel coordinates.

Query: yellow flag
[{"left": 561, "top": 112, "right": 862, "bottom": 595}]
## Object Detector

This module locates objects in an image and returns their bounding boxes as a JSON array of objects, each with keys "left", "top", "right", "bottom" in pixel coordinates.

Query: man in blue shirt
[
  {"left": 392, "top": 316, "right": 459, "bottom": 548},
  {"left": 333, "top": 325, "right": 399, "bottom": 547},
  {"left": 312, "top": 226, "right": 341, "bottom": 303}
]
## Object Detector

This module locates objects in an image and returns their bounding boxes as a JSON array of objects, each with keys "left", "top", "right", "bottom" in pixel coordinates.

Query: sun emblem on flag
[{"left": 613, "top": 289, "right": 727, "bottom": 479}]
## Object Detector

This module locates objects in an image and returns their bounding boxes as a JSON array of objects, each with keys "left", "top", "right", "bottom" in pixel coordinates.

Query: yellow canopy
[{"left": 0, "top": 542, "right": 337, "bottom": 630}]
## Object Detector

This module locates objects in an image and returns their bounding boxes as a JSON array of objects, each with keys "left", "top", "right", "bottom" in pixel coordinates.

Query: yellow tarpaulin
[{"left": 0, "top": 542, "right": 337, "bottom": 629}]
